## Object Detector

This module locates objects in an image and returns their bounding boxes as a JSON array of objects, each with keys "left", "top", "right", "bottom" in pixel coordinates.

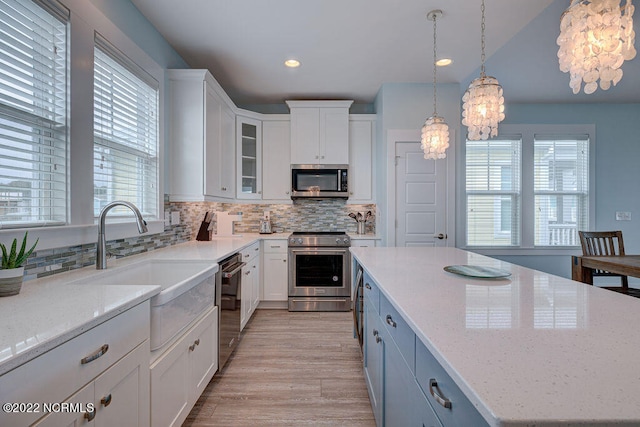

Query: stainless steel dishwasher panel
[{"left": 216, "top": 253, "right": 245, "bottom": 370}]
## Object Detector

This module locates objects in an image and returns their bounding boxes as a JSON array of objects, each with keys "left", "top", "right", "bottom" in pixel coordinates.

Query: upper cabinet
[
  {"left": 348, "top": 116, "right": 376, "bottom": 203},
  {"left": 286, "top": 100, "right": 353, "bottom": 165},
  {"left": 168, "top": 69, "right": 235, "bottom": 201},
  {"left": 236, "top": 116, "right": 262, "bottom": 199},
  {"left": 262, "top": 119, "right": 291, "bottom": 201}
]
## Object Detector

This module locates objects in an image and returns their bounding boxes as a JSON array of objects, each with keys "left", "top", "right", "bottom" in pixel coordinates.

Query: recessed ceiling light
[
  {"left": 436, "top": 58, "right": 452, "bottom": 67},
  {"left": 284, "top": 59, "right": 300, "bottom": 68}
]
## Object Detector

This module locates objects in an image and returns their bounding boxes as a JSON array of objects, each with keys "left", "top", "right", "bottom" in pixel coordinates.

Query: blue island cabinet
[{"left": 360, "top": 269, "right": 487, "bottom": 427}]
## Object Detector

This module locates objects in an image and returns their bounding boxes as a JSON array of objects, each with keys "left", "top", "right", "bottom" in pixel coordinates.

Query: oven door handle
[{"left": 222, "top": 262, "right": 246, "bottom": 278}]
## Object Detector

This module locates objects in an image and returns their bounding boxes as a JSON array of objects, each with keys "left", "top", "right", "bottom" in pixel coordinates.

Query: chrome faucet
[{"left": 96, "top": 201, "right": 148, "bottom": 269}]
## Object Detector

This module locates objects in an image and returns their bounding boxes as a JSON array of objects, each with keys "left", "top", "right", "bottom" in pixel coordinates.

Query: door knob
[{"left": 435, "top": 233, "right": 447, "bottom": 240}]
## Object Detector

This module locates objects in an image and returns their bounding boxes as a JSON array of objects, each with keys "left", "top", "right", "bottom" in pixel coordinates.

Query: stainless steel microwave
[{"left": 291, "top": 164, "right": 349, "bottom": 199}]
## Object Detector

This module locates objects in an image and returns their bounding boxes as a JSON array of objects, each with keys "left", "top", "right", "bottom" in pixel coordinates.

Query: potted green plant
[{"left": 0, "top": 232, "right": 38, "bottom": 296}]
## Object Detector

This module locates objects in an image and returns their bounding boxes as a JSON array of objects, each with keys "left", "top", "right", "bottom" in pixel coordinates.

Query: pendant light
[
  {"left": 462, "top": 0, "right": 505, "bottom": 141},
  {"left": 421, "top": 10, "right": 450, "bottom": 160},
  {"left": 557, "top": 0, "right": 636, "bottom": 95}
]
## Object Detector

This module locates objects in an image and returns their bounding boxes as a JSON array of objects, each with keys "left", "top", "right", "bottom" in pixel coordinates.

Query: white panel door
[{"left": 395, "top": 142, "right": 447, "bottom": 247}]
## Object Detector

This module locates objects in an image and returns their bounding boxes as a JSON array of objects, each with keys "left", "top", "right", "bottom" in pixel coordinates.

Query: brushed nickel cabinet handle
[
  {"left": 84, "top": 408, "right": 96, "bottom": 421},
  {"left": 372, "top": 329, "right": 379, "bottom": 337},
  {"left": 189, "top": 338, "right": 201, "bottom": 352},
  {"left": 194, "top": 339, "right": 200, "bottom": 346},
  {"left": 365, "top": 283, "right": 372, "bottom": 290},
  {"left": 386, "top": 315, "right": 397, "bottom": 328},
  {"left": 81, "top": 344, "right": 109, "bottom": 365},
  {"left": 376, "top": 335, "right": 382, "bottom": 343},
  {"left": 429, "top": 378, "right": 452, "bottom": 409},
  {"left": 101, "top": 394, "right": 112, "bottom": 407}
]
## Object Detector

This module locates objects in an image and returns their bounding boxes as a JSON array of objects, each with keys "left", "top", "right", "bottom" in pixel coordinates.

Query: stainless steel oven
[{"left": 288, "top": 231, "right": 351, "bottom": 311}]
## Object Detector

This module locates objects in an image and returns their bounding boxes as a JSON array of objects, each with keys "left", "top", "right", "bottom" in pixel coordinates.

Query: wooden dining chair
[{"left": 578, "top": 230, "right": 631, "bottom": 293}]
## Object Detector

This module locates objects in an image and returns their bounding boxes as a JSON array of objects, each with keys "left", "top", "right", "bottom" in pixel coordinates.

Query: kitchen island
[{"left": 351, "top": 246, "right": 640, "bottom": 427}]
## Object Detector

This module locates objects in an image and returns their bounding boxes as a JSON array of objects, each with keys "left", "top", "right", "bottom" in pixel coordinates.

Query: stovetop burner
[{"left": 288, "top": 231, "right": 350, "bottom": 247}]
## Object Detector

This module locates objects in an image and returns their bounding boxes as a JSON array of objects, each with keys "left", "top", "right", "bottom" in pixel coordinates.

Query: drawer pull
[
  {"left": 373, "top": 329, "right": 379, "bottom": 337},
  {"left": 429, "top": 378, "right": 452, "bottom": 409},
  {"left": 84, "top": 408, "right": 96, "bottom": 421},
  {"left": 81, "top": 344, "right": 109, "bottom": 365},
  {"left": 271, "top": 245, "right": 281, "bottom": 248},
  {"left": 365, "top": 283, "right": 372, "bottom": 290},
  {"left": 189, "top": 339, "right": 201, "bottom": 352},
  {"left": 245, "top": 270, "right": 251, "bottom": 275},
  {"left": 101, "top": 394, "right": 112, "bottom": 407},
  {"left": 386, "top": 315, "right": 397, "bottom": 328},
  {"left": 255, "top": 247, "right": 259, "bottom": 251}
]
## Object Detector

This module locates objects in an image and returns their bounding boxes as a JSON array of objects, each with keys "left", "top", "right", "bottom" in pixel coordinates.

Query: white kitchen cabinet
[
  {"left": 262, "top": 119, "right": 291, "bottom": 201},
  {"left": 261, "top": 239, "right": 288, "bottom": 302},
  {"left": 351, "top": 239, "right": 377, "bottom": 248},
  {"left": 168, "top": 69, "right": 235, "bottom": 201},
  {"left": 0, "top": 302, "right": 150, "bottom": 427},
  {"left": 150, "top": 306, "right": 218, "bottom": 427},
  {"left": 240, "top": 242, "right": 260, "bottom": 330},
  {"left": 236, "top": 116, "right": 262, "bottom": 199},
  {"left": 286, "top": 100, "right": 353, "bottom": 165},
  {"left": 348, "top": 116, "right": 376, "bottom": 202}
]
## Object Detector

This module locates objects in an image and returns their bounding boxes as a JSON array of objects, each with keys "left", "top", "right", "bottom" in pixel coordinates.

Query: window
[
  {"left": 0, "top": 0, "right": 69, "bottom": 227},
  {"left": 93, "top": 35, "right": 158, "bottom": 218},
  {"left": 464, "top": 125, "right": 592, "bottom": 249},
  {"left": 466, "top": 138, "right": 521, "bottom": 246},
  {"left": 534, "top": 136, "right": 589, "bottom": 246}
]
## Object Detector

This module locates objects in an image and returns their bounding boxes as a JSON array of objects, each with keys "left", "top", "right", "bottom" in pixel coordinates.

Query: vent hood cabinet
[{"left": 286, "top": 100, "right": 353, "bottom": 165}]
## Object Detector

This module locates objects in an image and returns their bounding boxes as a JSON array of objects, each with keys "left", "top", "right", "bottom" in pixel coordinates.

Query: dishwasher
[{"left": 216, "top": 253, "right": 245, "bottom": 369}]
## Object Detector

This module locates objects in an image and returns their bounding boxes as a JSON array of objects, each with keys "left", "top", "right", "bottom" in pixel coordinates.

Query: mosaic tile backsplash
[{"left": 21, "top": 199, "right": 375, "bottom": 281}]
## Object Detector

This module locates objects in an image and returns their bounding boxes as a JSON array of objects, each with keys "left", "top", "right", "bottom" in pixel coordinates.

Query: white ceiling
[{"left": 131, "top": 0, "right": 640, "bottom": 107}]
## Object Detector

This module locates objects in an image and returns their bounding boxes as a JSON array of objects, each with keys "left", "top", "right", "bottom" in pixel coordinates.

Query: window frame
[
  {"left": 93, "top": 34, "right": 159, "bottom": 220},
  {"left": 0, "top": 0, "right": 70, "bottom": 228},
  {"left": 461, "top": 124, "right": 595, "bottom": 256}
]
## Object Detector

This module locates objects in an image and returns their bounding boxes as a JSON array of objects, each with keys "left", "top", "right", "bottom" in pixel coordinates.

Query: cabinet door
[
  {"left": 251, "top": 258, "right": 261, "bottom": 312},
  {"left": 349, "top": 119, "right": 374, "bottom": 201},
  {"left": 33, "top": 382, "right": 95, "bottom": 427},
  {"left": 262, "top": 252, "right": 288, "bottom": 301},
  {"left": 150, "top": 341, "right": 190, "bottom": 427},
  {"left": 290, "top": 107, "right": 319, "bottom": 164},
  {"left": 189, "top": 307, "right": 218, "bottom": 400},
  {"left": 219, "top": 105, "right": 236, "bottom": 198},
  {"left": 363, "top": 298, "right": 383, "bottom": 426},
  {"left": 236, "top": 116, "right": 262, "bottom": 199},
  {"left": 262, "top": 121, "right": 291, "bottom": 200},
  {"left": 204, "top": 84, "right": 222, "bottom": 198},
  {"left": 95, "top": 342, "right": 150, "bottom": 427},
  {"left": 320, "top": 108, "right": 349, "bottom": 164},
  {"left": 240, "top": 267, "right": 252, "bottom": 330},
  {"left": 384, "top": 329, "right": 417, "bottom": 427}
]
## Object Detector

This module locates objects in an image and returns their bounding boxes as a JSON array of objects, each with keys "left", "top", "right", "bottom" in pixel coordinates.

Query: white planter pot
[{"left": 0, "top": 267, "right": 24, "bottom": 297}]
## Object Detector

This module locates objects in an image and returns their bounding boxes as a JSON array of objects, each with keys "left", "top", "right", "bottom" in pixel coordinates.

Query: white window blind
[
  {"left": 93, "top": 36, "right": 158, "bottom": 218},
  {"left": 534, "top": 135, "right": 589, "bottom": 246},
  {"left": 466, "top": 137, "right": 521, "bottom": 246},
  {"left": 0, "top": 0, "right": 68, "bottom": 227}
]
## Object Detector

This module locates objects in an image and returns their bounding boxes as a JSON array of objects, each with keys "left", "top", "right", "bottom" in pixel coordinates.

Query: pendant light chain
[
  {"left": 480, "top": 0, "right": 486, "bottom": 77},
  {"left": 432, "top": 12, "right": 438, "bottom": 115}
]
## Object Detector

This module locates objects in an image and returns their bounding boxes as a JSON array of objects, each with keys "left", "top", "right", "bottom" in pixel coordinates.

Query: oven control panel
[{"left": 288, "top": 232, "right": 351, "bottom": 247}]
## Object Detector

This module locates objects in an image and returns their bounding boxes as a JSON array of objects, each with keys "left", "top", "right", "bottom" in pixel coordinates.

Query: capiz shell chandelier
[
  {"left": 421, "top": 10, "right": 450, "bottom": 159},
  {"left": 557, "top": 0, "right": 636, "bottom": 95},
  {"left": 421, "top": 116, "right": 450, "bottom": 159},
  {"left": 462, "top": 0, "right": 505, "bottom": 141}
]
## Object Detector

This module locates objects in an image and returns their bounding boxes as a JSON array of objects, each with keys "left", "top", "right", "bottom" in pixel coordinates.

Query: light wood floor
[{"left": 183, "top": 309, "right": 376, "bottom": 426}]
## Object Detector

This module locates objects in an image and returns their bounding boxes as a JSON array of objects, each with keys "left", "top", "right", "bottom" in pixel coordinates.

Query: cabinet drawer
[
  {"left": 362, "top": 271, "right": 379, "bottom": 312},
  {"left": 262, "top": 240, "right": 287, "bottom": 253},
  {"left": 0, "top": 301, "right": 149, "bottom": 427},
  {"left": 415, "top": 341, "right": 488, "bottom": 427},
  {"left": 240, "top": 242, "right": 260, "bottom": 261},
  {"left": 380, "top": 294, "right": 415, "bottom": 373}
]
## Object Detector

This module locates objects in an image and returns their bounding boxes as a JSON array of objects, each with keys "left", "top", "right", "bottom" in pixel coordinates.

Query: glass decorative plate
[{"left": 443, "top": 265, "right": 511, "bottom": 278}]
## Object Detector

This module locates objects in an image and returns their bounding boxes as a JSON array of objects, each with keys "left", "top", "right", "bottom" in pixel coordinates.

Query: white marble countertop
[
  {"left": 0, "top": 234, "right": 273, "bottom": 376},
  {"left": 350, "top": 246, "right": 640, "bottom": 426}
]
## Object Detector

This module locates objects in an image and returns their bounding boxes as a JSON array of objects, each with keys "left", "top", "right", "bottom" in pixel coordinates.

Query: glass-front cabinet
[{"left": 236, "top": 116, "right": 262, "bottom": 199}]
